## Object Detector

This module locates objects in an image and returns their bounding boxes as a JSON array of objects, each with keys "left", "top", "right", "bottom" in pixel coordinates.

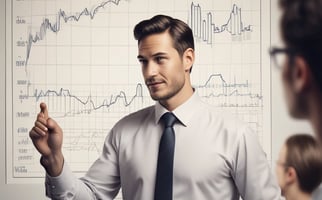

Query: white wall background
[{"left": 0, "top": 0, "right": 313, "bottom": 199}]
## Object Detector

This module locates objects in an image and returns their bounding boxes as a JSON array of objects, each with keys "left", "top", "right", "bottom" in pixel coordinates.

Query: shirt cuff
[{"left": 45, "top": 162, "right": 76, "bottom": 198}]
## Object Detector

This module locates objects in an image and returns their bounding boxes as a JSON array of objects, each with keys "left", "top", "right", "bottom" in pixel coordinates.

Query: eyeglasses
[{"left": 269, "top": 47, "right": 296, "bottom": 69}]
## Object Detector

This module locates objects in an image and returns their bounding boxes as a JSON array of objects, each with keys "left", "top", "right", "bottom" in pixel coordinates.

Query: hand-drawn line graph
[
  {"left": 190, "top": 2, "right": 252, "bottom": 44},
  {"left": 196, "top": 73, "right": 261, "bottom": 100},
  {"left": 7, "top": 0, "right": 270, "bottom": 188},
  {"left": 32, "top": 83, "right": 144, "bottom": 117},
  {"left": 26, "top": 0, "right": 121, "bottom": 66}
]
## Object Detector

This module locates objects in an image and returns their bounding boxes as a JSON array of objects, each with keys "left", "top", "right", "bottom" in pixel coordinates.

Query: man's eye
[
  {"left": 138, "top": 59, "right": 147, "bottom": 65},
  {"left": 156, "top": 57, "right": 165, "bottom": 63}
]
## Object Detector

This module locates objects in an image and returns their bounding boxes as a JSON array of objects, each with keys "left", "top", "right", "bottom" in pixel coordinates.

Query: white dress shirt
[{"left": 45, "top": 91, "right": 281, "bottom": 200}]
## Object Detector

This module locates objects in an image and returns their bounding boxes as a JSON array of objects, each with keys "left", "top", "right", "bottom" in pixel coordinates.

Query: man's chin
[
  {"left": 150, "top": 94, "right": 162, "bottom": 101},
  {"left": 149, "top": 90, "right": 176, "bottom": 102},
  {"left": 149, "top": 92, "right": 167, "bottom": 101}
]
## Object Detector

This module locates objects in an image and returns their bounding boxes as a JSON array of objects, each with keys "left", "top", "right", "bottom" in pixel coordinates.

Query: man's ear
[
  {"left": 292, "top": 56, "right": 312, "bottom": 93},
  {"left": 183, "top": 48, "right": 194, "bottom": 72},
  {"left": 285, "top": 166, "right": 297, "bottom": 185}
]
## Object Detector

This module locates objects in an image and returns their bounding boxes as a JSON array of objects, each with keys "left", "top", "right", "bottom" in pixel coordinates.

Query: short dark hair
[
  {"left": 279, "top": 0, "right": 322, "bottom": 92},
  {"left": 285, "top": 134, "right": 322, "bottom": 193},
  {"left": 133, "top": 14, "right": 194, "bottom": 58}
]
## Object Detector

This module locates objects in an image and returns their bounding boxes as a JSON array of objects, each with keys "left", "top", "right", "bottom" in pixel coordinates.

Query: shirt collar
[{"left": 154, "top": 90, "right": 201, "bottom": 127}]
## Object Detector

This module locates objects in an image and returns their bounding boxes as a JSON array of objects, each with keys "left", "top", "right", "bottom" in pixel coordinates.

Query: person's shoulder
[
  {"left": 114, "top": 105, "right": 155, "bottom": 127},
  {"left": 202, "top": 105, "right": 252, "bottom": 136},
  {"left": 199, "top": 101, "right": 248, "bottom": 129},
  {"left": 219, "top": 110, "right": 248, "bottom": 128},
  {"left": 312, "top": 183, "right": 322, "bottom": 200}
]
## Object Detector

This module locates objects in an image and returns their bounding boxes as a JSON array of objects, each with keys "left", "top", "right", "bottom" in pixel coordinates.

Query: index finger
[{"left": 40, "top": 102, "right": 49, "bottom": 119}]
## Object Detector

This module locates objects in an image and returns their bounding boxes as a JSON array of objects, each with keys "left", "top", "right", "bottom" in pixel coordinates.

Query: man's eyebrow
[
  {"left": 137, "top": 52, "right": 168, "bottom": 59},
  {"left": 152, "top": 52, "right": 167, "bottom": 57}
]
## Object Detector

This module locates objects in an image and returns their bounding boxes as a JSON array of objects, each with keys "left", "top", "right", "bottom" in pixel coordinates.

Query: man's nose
[{"left": 145, "top": 61, "right": 158, "bottom": 77}]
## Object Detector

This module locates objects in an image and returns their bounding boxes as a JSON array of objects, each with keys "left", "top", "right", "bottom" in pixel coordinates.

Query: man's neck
[
  {"left": 159, "top": 86, "right": 194, "bottom": 111},
  {"left": 285, "top": 187, "right": 311, "bottom": 200}
]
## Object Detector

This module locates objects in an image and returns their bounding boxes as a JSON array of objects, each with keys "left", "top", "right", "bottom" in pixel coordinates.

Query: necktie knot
[{"left": 161, "top": 112, "right": 177, "bottom": 128}]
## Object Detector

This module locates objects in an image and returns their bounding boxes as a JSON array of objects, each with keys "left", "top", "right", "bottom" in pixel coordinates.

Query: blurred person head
[
  {"left": 270, "top": 0, "right": 322, "bottom": 140},
  {"left": 276, "top": 134, "right": 322, "bottom": 200}
]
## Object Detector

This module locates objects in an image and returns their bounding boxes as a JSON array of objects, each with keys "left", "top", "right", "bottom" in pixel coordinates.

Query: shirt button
[{"left": 66, "top": 192, "right": 74, "bottom": 198}]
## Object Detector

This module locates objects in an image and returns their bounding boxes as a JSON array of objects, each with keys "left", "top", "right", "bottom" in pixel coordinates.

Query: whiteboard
[{"left": 0, "top": 0, "right": 313, "bottom": 199}]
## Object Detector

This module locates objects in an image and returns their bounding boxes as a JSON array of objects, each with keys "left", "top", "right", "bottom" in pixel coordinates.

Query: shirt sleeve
[
  {"left": 232, "top": 125, "right": 282, "bottom": 200},
  {"left": 45, "top": 162, "right": 97, "bottom": 199},
  {"left": 45, "top": 129, "right": 121, "bottom": 200}
]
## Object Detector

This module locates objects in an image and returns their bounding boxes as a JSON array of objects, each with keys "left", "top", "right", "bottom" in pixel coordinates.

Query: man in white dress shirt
[
  {"left": 270, "top": 0, "right": 322, "bottom": 199},
  {"left": 30, "top": 14, "right": 280, "bottom": 200}
]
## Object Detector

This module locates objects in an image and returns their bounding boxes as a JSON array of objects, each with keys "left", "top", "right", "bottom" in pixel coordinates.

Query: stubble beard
[{"left": 149, "top": 80, "right": 185, "bottom": 102}]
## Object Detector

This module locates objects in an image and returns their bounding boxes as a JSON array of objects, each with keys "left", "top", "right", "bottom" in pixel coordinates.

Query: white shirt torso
[{"left": 45, "top": 91, "right": 281, "bottom": 200}]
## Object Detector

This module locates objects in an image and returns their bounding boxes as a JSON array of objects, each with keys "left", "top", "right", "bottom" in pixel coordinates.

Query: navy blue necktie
[{"left": 154, "top": 112, "right": 177, "bottom": 200}]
